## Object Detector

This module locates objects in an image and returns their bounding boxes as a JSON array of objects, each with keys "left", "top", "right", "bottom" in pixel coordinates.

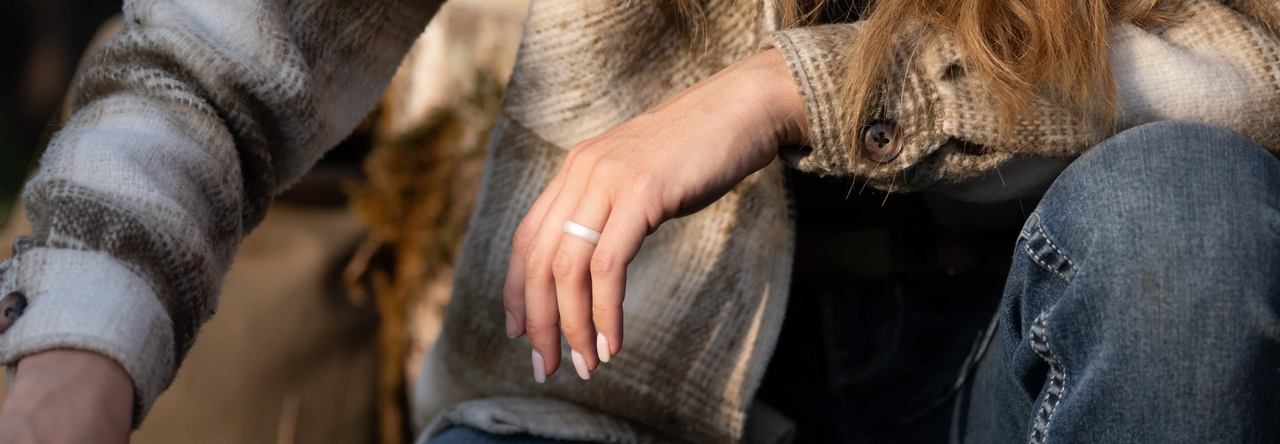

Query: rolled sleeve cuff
[
  {"left": 0, "top": 247, "right": 174, "bottom": 426},
  {"left": 761, "top": 25, "right": 861, "bottom": 176}
]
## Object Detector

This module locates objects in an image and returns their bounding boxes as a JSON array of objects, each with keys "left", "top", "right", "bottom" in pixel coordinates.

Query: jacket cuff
[
  {"left": 762, "top": 25, "right": 861, "bottom": 177},
  {"left": 0, "top": 247, "right": 174, "bottom": 427}
]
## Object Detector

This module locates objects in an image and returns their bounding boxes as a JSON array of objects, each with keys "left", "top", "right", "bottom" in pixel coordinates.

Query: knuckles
[
  {"left": 591, "top": 301, "right": 618, "bottom": 323},
  {"left": 589, "top": 157, "right": 621, "bottom": 180},
  {"left": 522, "top": 248, "right": 554, "bottom": 279},
  {"left": 502, "top": 278, "right": 524, "bottom": 301},
  {"left": 589, "top": 250, "right": 617, "bottom": 278},
  {"left": 567, "top": 144, "right": 600, "bottom": 171},
  {"left": 551, "top": 246, "right": 582, "bottom": 279},
  {"left": 512, "top": 220, "right": 537, "bottom": 250},
  {"left": 558, "top": 318, "right": 594, "bottom": 343},
  {"left": 619, "top": 172, "right": 657, "bottom": 199},
  {"left": 524, "top": 321, "right": 558, "bottom": 339}
]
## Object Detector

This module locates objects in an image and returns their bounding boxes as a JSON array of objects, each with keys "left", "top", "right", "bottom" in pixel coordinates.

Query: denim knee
[
  {"left": 994, "top": 121, "right": 1280, "bottom": 444},
  {"left": 1058, "top": 120, "right": 1278, "bottom": 207},
  {"left": 1022, "top": 119, "right": 1280, "bottom": 342},
  {"left": 1035, "top": 120, "right": 1280, "bottom": 266}
]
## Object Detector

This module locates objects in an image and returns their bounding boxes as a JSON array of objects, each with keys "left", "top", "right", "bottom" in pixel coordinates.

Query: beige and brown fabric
[
  {"left": 415, "top": 0, "right": 1280, "bottom": 442},
  {"left": 1, "top": 0, "right": 1279, "bottom": 442},
  {"left": 412, "top": 1, "right": 794, "bottom": 443}
]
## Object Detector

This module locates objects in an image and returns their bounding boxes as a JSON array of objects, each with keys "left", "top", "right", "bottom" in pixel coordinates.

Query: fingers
[
  {"left": 509, "top": 145, "right": 654, "bottom": 383},
  {"left": 524, "top": 151, "right": 598, "bottom": 380},
  {"left": 503, "top": 169, "right": 565, "bottom": 339},
  {"left": 589, "top": 201, "right": 650, "bottom": 363},
  {"left": 554, "top": 194, "right": 611, "bottom": 379}
]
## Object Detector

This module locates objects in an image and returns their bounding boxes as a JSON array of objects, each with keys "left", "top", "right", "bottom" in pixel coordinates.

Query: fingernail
[
  {"left": 571, "top": 349, "right": 590, "bottom": 380},
  {"left": 532, "top": 350, "right": 546, "bottom": 383},
  {"left": 506, "top": 311, "right": 518, "bottom": 338},
  {"left": 597, "top": 331, "right": 611, "bottom": 363}
]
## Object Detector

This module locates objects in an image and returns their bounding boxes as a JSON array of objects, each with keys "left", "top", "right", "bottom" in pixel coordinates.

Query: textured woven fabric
[
  {"left": 768, "top": 0, "right": 1280, "bottom": 195},
  {"left": 1, "top": 0, "right": 1279, "bottom": 441},
  {"left": 418, "top": 1, "right": 1280, "bottom": 443}
]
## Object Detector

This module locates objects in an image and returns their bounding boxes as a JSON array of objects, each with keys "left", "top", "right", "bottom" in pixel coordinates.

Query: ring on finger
[{"left": 563, "top": 220, "right": 602, "bottom": 245}]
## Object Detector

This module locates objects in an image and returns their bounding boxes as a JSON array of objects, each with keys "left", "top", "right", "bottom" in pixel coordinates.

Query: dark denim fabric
[
  {"left": 962, "top": 120, "right": 1280, "bottom": 443},
  {"left": 757, "top": 276, "right": 1006, "bottom": 443},
  {"left": 757, "top": 160, "right": 1023, "bottom": 443}
]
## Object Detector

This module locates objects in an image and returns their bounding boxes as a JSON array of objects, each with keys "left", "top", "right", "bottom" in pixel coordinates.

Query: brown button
[
  {"left": 0, "top": 292, "right": 28, "bottom": 333},
  {"left": 862, "top": 120, "right": 902, "bottom": 163}
]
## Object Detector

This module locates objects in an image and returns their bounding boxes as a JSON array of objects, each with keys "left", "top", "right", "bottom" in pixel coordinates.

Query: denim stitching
[
  {"left": 1035, "top": 223, "right": 1076, "bottom": 277},
  {"left": 1019, "top": 214, "right": 1079, "bottom": 283},
  {"left": 1022, "top": 243, "right": 1068, "bottom": 282},
  {"left": 1029, "top": 312, "right": 1066, "bottom": 444}
]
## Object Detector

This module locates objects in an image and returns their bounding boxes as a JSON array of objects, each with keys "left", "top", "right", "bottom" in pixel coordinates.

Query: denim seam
[
  {"left": 1029, "top": 312, "right": 1066, "bottom": 444},
  {"left": 1020, "top": 215, "right": 1078, "bottom": 283},
  {"left": 1021, "top": 242, "right": 1070, "bottom": 283},
  {"left": 1035, "top": 224, "right": 1076, "bottom": 277}
]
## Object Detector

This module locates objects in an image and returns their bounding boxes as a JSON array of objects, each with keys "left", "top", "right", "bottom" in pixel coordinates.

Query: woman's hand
[
  {"left": 0, "top": 350, "right": 134, "bottom": 444},
  {"left": 503, "top": 49, "right": 807, "bottom": 381}
]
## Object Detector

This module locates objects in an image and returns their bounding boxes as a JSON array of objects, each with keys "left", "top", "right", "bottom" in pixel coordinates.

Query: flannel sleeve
[
  {"left": 0, "top": 0, "right": 441, "bottom": 424},
  {"left": 762, "top": 1, "right": 1280, "bottom": 195}
]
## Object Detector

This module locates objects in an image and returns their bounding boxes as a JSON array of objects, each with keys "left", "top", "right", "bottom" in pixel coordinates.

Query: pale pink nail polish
[
  {"left": 597, "top": 331, "right": 611, "bottom": 363},
  {"left": 532, "top": 350, "right": 546, "bottom": 383},
  {"left": 571, "top": 349, "right": 590, "bottom": 380},
  {"left": 506, "top": 311, "right": 518, "bottom": 338}
]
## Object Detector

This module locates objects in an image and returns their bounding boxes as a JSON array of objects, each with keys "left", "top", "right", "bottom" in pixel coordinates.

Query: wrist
[
  {"left": 0, "top": 350, "right": 133, "bottom": 443},
  {"left": 741, "top": 48, "right": 810, "bottom": 147}
]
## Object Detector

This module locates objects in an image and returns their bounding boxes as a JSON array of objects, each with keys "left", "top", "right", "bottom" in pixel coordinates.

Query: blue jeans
[
  {"left": 960, "top": 120, "right": 1280, "bottom": 443},
  {"left": 429, "top": 121, "right": 1280, "bottom": 444}
]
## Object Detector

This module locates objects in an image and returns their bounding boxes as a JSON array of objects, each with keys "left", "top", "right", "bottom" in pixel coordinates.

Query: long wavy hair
[{"left": 677, "top": 0, "right": 1280, "bottom": 143}]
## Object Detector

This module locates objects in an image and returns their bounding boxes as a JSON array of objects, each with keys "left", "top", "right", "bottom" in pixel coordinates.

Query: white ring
[{"left": 563, "top": 220, "right": 602, "bottom": 245}]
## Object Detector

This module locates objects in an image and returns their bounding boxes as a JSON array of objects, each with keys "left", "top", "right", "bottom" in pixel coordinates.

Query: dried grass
[{"left": 344, "top": 71, "right": 503, "bottom": 444}]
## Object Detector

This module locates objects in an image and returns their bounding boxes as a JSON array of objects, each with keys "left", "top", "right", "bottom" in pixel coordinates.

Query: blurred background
[
  {"left": 0, "top": 0, "right": 529, "bottom": 443},
  {"left": 1, "top": 0, "right": 125, "bottom": 223}
]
